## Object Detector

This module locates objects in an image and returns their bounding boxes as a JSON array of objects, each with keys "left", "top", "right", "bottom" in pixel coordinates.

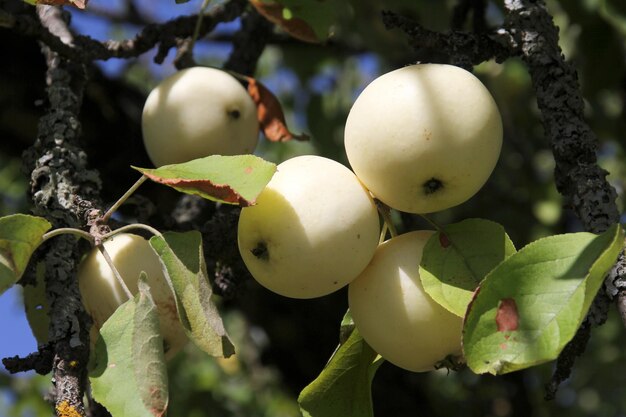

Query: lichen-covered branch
[
  {"left": 382, "top": 0, "right": 622, "bottom": 399},
  {"left": 4, "top": 0, "right": 247, "bottom": 64},
  {"left": 607, "top": 251, "right": 626, "bottom": 327},
  {"left": 503, "top": 0, "right": 619, "bottom": 233},
  {"left": 380, "top": 10, "right": 512, "bottom": 70},
  {"left": 502, "top": 0, "right": 621, "bottom": 399},
  {"left": 2, "top": 343, "right": 54, "bottom": 375},
  {"left": 20, "top": 5, "right": 104, "bottom": 417}
]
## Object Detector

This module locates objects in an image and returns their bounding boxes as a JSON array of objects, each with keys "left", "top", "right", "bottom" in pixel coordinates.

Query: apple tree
[{"left": 0, "top": 0, "right": 625, "bottom": 416}]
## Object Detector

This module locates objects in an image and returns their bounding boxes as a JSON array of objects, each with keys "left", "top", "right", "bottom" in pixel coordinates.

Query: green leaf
[
  {"left": 23, "top": 261, "right": 50, "bottom": 345},
  {"left": 339, "top": 309, "right": 356, "bottom": 344},
  {"left": 464, "top": 224, "right": 624, "bottom": 375},
  {"left": 250, "top": 0, "right": 349, "bottom": 43},
  {"left": 0, "top": 214, "right": 52, "bottom": 295},
  {"left": 133, "top": 277, "right": 169, "bottom": 416},
  {"left": 149, "top": 231, "right": 234, "bottom": 358},
  {"left": 133, "top": 155, "right": 276, "bottom": 207},
  {"left": 420, "top": 219, "right": 516, "bottom": 317},
  {"left": 298, "top": 324, "right": 383, "bottom": 417},
  {"left": 90, "top": 276, "right": 169, "bottom": 417}
]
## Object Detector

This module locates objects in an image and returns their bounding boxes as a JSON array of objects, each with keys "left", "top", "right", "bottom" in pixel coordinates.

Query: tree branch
[
  {"left": 606, "top": 251, "right": 626, "bottom": 327},
  {"left": 2, "top": 343, "right": 54, "bottom": 375},
  {"left": 223, "top": 7, "right": 273, "bottom": 75},
  {"left": 19, "top": 5, "right": 105, "bottom": 417},
  {"left": 502, "top": 0, "right": 621, "bottom": 399},
  {"left": 503, "top": 0, "right": 619, "bottom": 233},
  {"left": 5, "top": 0, "right": 247, "bottom": 64},
  {"left": 380, "top": 10, "right": 512, "bottom": 69}
]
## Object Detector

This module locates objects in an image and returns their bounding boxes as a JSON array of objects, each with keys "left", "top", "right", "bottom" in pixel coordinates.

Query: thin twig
[
  {"left": 375, "top": 200, "right": 397, "bottom": 239},
  {"left": 97, "top": 245, "right": 134, "bottom": 300},
  {"left": 101, "top": 223, "right": 163, "bottom": 240},
  {"left": 189, "top": 0, "right": 213, "bottom": 52},
  {"left": 101, "top": 175, "right": 148, "bottom": 224},
  {"left": 42, "top": 228, "right": 95, "bottom": 244},
  {"left": 7, "top": 0, "right": 247, "bottom": 64}
]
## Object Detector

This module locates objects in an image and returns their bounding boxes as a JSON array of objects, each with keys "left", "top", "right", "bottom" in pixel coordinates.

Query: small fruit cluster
[
  {"left": 78, "top": 64, "right": 503, "bottom": 371},
  {"left": 237, "top": 63, "right": 503, "bottom": 371},
  {"left": 78, "top": 67, "right": 260, "bottom": 358}
]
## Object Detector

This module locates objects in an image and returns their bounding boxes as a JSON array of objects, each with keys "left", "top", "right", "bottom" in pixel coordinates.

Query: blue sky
[{"left": 0, "top": 287, "right": 38, "bottom": 373}]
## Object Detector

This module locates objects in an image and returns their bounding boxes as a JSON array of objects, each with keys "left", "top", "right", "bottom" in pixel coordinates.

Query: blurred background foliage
[{"left": 1, "top": 0, "right": 625, "bottom": 416}]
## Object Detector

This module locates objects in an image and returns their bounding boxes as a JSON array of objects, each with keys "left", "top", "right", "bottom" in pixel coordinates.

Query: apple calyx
[
  {"left": 423, "top": 178, "right": 444, "bottom": 195},
  {"left": 251, "top": 241, "right": 269, "bottom": 261}
]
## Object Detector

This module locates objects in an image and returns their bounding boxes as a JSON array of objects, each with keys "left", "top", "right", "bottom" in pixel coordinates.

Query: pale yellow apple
[
  {"left": 78, "top": 233, "right": 187, "bottom": 359},
  {"left": 348, "top": 230, "right": 463, "bottom": 372},
  {"left": 237, "top": 155, "right": 380, "bottom": 299},
  {"left": 344, "top": 63, "right": 503, "bottom": 214},
  {"left": 142, "top": 66, "right": 259, "bottom": 167}
]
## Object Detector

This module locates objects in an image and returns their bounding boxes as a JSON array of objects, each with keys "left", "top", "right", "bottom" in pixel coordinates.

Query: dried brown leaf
[
  {"left": 249, "top": 0, "right": 319, "bottom": 43},
  {"left": 245, "top": 76, "right": 309, "bottom": 142}
]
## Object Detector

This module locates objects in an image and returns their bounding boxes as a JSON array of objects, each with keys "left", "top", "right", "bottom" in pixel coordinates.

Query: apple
[
  {"left": 78, "top": 233, "right": 187, "bottom": 359},
  {"left": 344, "top": 63, "right": 503, "bottom": 214},
  {"left": 348, "top": 230, "right": 463, "bottom": 372},
  {"left": 142, "top": 66, "right": 259, "bottom": 167},
  {"left": 237, "top": 155, "right": 380, "bottom": 299}
]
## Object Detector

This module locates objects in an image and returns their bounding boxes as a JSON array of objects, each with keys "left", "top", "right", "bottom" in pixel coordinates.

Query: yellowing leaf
[
  {"left": 89, "top": 276, "right": 169, "bottom": 417},
  {"left": 133, "top": 155, "right": 276, "bottom": 207},
  {"left": 150, "top": 231, "right": 234, "bottom": 358}
]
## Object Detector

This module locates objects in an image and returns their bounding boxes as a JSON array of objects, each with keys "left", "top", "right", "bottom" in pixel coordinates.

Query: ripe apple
[
  {"left": 237, "top": 155, "right": 380, "bottom": 299},
  {"left": 78, "top": 233, "right": 187, "bottom": 359},
  {"left": 344, "top": 63, "right": 503, "bottom": 214},
  {"left": 142, "top": 66, "right": 259, "bottom": 167},
  {"left": 348, "top": 230, "right": 463, "bottom": 372}
]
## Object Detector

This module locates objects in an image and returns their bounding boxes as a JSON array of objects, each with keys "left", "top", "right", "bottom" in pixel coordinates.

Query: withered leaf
[
  {"left": 249, "top": 0, "right": 319, "bottom": 43},
  {"left": 26, "top": 0, "right": 88, "bottom": 9},
  {"left": 245, "top": 76, "right": 309, "bottom": 143}
]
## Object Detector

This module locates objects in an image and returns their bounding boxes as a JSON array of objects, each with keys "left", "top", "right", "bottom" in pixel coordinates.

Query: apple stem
[
  {"left": 101, "top": 175, "right": 148, "bottom": 224},
  {"left": 376, "top": 200, "right": 398, "bottom": 239},
  {"left": 379, "top": 223, "right": 388, "bottom": 244},
  {"left": 42, "top": 228, "right": 95, "bottom": 244},
  {"left": 189, "top": 0, "right": 213, "bottom": 52},
  {"left": 419, "top": 214, "right": 445, "bottom": 233},
  {"left": 101, "top": 223, "right": 164, "bottom": 240},
  {"left": 97, "top": 244, "right": 134, "bottom": 301}
]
